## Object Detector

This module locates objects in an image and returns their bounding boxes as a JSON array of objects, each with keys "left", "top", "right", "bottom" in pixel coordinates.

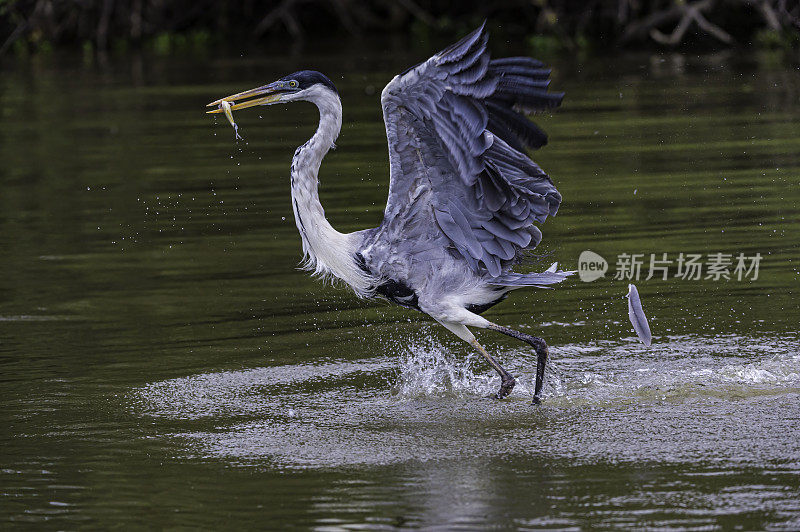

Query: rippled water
[
  {"left": 134, "top": 331, "right": 800, "bottom": 467},
  {"left": 2, "top": 45, "right": 800, "bottom": 528}
]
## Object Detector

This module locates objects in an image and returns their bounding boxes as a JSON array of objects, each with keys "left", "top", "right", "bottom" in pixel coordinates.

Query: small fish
[
  {"left": 626, "top": 283, "right": 652, "bottom": 347},
  {"left": 220, "top": 100, "right": 243, "bottom": 140}
]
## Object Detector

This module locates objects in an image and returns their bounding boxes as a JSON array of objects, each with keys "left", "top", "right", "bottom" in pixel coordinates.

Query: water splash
[
  {"left": 127, "top": 332, "right": 800, "bottom": 470},
  {"left": 392, "top": 338, "right": 489, "bottom": 398},
  {"left": 546, "top": 334, "right": 800, "bottom": 404},
  {"left": 131, "top": 333, "right": 800, "bottom": 422},
  {"left": 389, "top": 336, "right": 546, "bottom": 399}
]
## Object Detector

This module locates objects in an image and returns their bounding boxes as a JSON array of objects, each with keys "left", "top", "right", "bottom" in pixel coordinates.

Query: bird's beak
[{"left": 206, "top": 81, "right": 287, "bottom": 114}]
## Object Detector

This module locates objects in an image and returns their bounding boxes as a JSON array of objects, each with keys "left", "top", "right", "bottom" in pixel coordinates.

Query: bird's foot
[{"left": 493, "top": 376, "right": 516, "bottom": 399}]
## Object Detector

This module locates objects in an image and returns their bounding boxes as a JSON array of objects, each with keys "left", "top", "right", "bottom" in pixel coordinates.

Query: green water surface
[{"left": 1, "top": 45, "right": 799, "bottom": 529}]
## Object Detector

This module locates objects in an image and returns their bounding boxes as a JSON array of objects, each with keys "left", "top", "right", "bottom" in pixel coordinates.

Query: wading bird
[{"left": 207, "top": 24, "right": 572, "bottom": 403}]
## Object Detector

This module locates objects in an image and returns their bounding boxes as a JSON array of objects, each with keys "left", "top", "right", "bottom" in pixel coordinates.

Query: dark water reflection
[{"left": 1, "top": 46, "right": 800, "bottom": 528}]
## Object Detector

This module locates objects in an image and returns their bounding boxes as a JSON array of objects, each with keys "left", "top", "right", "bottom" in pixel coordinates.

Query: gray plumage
[
  {"left": 358, "top": 23, "right": 571, "bottom": 318},
  {"left": 207, "top": 23, "right": 574, "bottom": 403}
]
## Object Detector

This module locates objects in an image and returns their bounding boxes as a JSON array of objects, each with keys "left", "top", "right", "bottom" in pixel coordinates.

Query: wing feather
[{"left": 377, "top": 23, "right": 564, "bottom": 277}]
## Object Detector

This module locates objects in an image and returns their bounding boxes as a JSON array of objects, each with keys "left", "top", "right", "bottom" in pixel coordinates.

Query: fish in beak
[
  {"left": 206, "top": 81, "right": 292, "bottom": 139},
  {"left": 219, "top": 101, "right": 242, "bottom": 140}
]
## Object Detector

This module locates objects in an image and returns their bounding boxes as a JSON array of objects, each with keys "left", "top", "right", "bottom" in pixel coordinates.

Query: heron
[{"left": 207, "top": 23, "right": 573, "bottom": 404}]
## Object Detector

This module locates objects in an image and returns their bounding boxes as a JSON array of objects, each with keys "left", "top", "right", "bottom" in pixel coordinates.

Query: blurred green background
[{"left": 2, "top": 2, "right": 800, "bottom": 529}]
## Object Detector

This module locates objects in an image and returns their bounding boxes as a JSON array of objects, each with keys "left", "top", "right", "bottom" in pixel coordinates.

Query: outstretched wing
[{"left": 378, "top": 23, "right": 563, "bottom": 278}]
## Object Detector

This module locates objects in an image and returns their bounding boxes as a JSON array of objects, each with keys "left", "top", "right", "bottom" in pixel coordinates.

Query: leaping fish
[{"left": 626, "top": 283, "right": 652, "bottom": 347}]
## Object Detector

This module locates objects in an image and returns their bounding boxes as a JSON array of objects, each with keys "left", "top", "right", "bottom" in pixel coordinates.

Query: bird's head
[{"left": 206, "top": 70, "right": 338, "bottom": 114}]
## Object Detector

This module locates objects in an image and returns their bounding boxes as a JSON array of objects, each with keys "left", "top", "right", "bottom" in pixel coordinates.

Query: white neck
[{"left": 289, "top": 85, "right": 374, "bottom": 297}]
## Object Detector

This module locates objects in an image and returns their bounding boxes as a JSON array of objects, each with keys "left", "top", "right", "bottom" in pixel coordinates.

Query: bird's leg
[
  {"left": 487, "top": 323, "right": 549, "bottom": 405},
  {"left": 469, "top": 338, "right": 516, "bottom": 399},
  {"left": 436, "top": 321, "right": 515, "bottom": 399}
]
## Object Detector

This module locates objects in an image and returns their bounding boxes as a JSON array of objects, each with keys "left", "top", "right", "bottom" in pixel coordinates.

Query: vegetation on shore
[{"left": 2, "top": 0, "right": 799, "bottom": 57}]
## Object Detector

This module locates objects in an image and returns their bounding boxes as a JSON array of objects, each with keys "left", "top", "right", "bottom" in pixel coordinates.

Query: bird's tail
[{"left": 490, "top": 262, "right": 575, "bottom": 289}]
